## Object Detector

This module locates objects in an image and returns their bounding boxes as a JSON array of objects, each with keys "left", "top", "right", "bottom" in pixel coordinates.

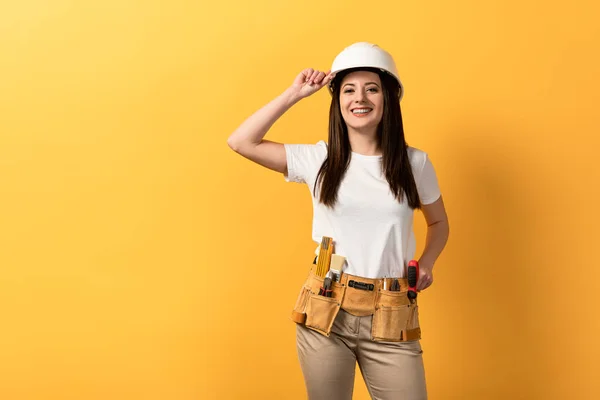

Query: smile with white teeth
[{"left": 352, "top": 108, "right": 373, "bottom": 115}]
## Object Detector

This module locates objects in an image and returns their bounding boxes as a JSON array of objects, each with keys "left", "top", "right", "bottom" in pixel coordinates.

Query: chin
[{"left": 349, "top": 120, "right": 378, "bottom": 129}]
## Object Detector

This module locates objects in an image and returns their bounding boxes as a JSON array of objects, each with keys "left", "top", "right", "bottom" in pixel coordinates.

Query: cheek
[
  {"left": 375, "top": 98, "right": 384, "bottom": 118},
  {"left": 341, "top": 103, "right": 351, "bottom": 116}
]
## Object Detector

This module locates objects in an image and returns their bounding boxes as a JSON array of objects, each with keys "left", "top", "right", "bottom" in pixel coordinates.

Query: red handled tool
[
  {"left": 407, "top": 260, "right": 419, "bottom": 300},
  {"left": 319, "top": 277, "right": 333, "bottom": 297}
]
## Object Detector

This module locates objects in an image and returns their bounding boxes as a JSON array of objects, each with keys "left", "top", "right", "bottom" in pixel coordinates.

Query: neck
[{"left": 347, "top": 127, "right": 381, "bottom": 156}]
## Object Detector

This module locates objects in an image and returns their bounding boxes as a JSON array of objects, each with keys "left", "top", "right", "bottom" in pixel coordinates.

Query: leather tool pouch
[
  {"left": 291, "top": 264, "right": 421, "bottom": 341},
  {"left": 290, "top": 269, "right": 346, "bottom": 337},
  {"left": 341, "top": 280, "right": 378, "bottom": 317},
  {"left": 371, "top": 289, "right": 421, "bottom": 342}
]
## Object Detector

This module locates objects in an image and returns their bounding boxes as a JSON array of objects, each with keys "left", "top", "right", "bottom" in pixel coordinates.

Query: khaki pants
[{"left": 296, "top": 308, "right": 427, "bottom": 400}]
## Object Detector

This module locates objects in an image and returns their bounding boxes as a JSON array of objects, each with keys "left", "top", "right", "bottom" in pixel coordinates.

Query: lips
[{"left": 351, "top": 107, "right": 373, "bottom": 117}]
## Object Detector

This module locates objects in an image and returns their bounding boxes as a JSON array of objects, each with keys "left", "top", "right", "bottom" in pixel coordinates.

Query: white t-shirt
[{"left": 283, "top": 140, "right": 441, "bottom": 279}]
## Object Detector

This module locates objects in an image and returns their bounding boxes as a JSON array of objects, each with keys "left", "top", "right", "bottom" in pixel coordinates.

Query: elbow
[
  {"left": 440, "top": 218, "right": 450, "bottom": 236},
  {"left": 227, "top": 136, "right": 239, "bottom": 153},
  {"left": 442, "top": 220, "right": 450, "bottom": 243}
]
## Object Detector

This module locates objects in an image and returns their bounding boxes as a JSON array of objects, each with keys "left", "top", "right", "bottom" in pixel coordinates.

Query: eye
[
  {"left": 367, "top": 87, "right": 378, "bottom": 92},
  {"left": 344, "top": 89, "right": 354, "bottom": 93}
]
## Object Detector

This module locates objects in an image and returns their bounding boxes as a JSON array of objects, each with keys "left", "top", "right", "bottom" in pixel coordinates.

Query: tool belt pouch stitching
[
  {"left": 290, "top": 268, "right": 321, "bottom": 324},
  {"left": 291, "top": 269, "right": 345, "bottom": 337},
  {"left": 406, "top": 303, "right": 421, "bottom": 340},
  {"left": 371, "top": 290, "right": 420, "bottom": 342},
  {"left": 341, "top": 284, "right": 378, "bottom": 316},
  {"left": 290, "top": 285, "right": 311, "bottom": 324},
  {"left": 304, "top": 293, "right": 341, "bottom": 337}
]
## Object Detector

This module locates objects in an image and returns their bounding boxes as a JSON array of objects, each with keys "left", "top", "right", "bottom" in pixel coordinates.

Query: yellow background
[{"left": 1, "top": 0, "right": 599, "bottom": 399}]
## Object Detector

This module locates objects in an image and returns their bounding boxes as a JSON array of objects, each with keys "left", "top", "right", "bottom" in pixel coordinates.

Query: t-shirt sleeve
[
  {"left": 417, "top": 153, "right": 441, "bottom": 205},
  {"left": 283, "top": 140, "right": 327, "bottom": 184}
]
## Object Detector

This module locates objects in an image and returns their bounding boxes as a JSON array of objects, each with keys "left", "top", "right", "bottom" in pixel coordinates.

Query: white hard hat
[{"left": 328, "top": 42, "right": 404, "bottom": 101}]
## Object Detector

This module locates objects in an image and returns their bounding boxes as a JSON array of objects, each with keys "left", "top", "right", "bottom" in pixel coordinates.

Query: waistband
[
  {"left": 309, "top": 265, "right": 410, "bottom": 292},
  {"left": 339, "top": 271, "right": 410, "bottom": 292}
]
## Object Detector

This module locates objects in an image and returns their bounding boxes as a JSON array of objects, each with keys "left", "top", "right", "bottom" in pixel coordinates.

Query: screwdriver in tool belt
[{"left": 407, "top": 260, "right": 419, "bottom": 300}]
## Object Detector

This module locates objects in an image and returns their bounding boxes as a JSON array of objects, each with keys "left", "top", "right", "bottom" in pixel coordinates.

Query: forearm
[
  {"left": 418, "top": 220, "right": 449, "bottom": 269},
  {"left": 227, "top": 88, "right": 302, "bottom": 149}
]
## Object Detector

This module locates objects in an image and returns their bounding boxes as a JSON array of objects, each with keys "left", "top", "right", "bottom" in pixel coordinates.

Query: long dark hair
[{"left": 312, "top": 67, "right": 422, "bottom": 210}]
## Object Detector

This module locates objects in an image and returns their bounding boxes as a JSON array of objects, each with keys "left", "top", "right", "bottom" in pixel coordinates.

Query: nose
[{"left": 354, "top": 88, "right": 368, "bottom": 103}]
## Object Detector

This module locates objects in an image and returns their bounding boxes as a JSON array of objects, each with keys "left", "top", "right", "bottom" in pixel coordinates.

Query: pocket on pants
[
  {"left": 305, "top": 294, "right": 341, "bottom": 337},
  {"left": 371, "top": 304, "right": 411, "bottom": 342}
]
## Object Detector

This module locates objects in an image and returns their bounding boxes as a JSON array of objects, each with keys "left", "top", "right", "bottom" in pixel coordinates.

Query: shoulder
[
  {"left": 315, "top": 140, "right": 328, "bottom": 154},
  {"left": 313, "top": 139, "right": 328, "bottom": 155},
  {"left": 406, "top": 145, "right": 429, "bottom": 169}
]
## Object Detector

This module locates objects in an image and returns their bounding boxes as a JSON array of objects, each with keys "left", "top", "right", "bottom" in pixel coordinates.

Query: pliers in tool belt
[{"left": 319, "top": 277, "right": 333, "bottom": 297}]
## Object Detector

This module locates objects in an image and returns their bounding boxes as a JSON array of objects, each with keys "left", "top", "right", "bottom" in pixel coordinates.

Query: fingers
[
  {"left": 305, "top": 69, "right": 332, "bottom": 86},
  {"left": 416, "top": 272, "right": 433, "bottom": 291},
  {"left": 295, "top": 68, "right": 335, "bottom": 97},
  {"left": 318, "top": 70, "right": 335, "bottom": 87},
  {"left": 421, "top": 279, "right": 432, "bottom": 290},
  {"left": 312, "top": 70, "right": 322, "bottom": 83},
  {"left": 307, "top": 69, "right": 321, "bottom": 85},
  {"left": 323, "top": 70, "right": 335, "bottom": 85},
  {"left": 303, "top": 68, "right": 314, "bottom": 82}
]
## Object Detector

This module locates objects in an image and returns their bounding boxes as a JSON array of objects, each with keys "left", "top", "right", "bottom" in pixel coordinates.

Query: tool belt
[{"left": 291, "top": 265, "right": 421, "bottom": 342}]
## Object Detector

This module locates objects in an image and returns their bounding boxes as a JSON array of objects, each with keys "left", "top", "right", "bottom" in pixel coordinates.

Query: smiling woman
[
  {"left": 338, "top": 71, "right": 385, "bottom": 140},
  {"left": 227, "top": 42, "right": 449, "bottom": 400}
]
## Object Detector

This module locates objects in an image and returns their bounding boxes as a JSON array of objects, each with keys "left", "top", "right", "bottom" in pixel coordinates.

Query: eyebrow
[{"left": 342, "top": 82, "right": 380, "bottom": 88}]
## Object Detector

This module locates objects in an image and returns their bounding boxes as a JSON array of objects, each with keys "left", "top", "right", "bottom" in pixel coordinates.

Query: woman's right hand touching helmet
[{"left": 290, "top": 68, "right": 336, "bottom": 99}]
